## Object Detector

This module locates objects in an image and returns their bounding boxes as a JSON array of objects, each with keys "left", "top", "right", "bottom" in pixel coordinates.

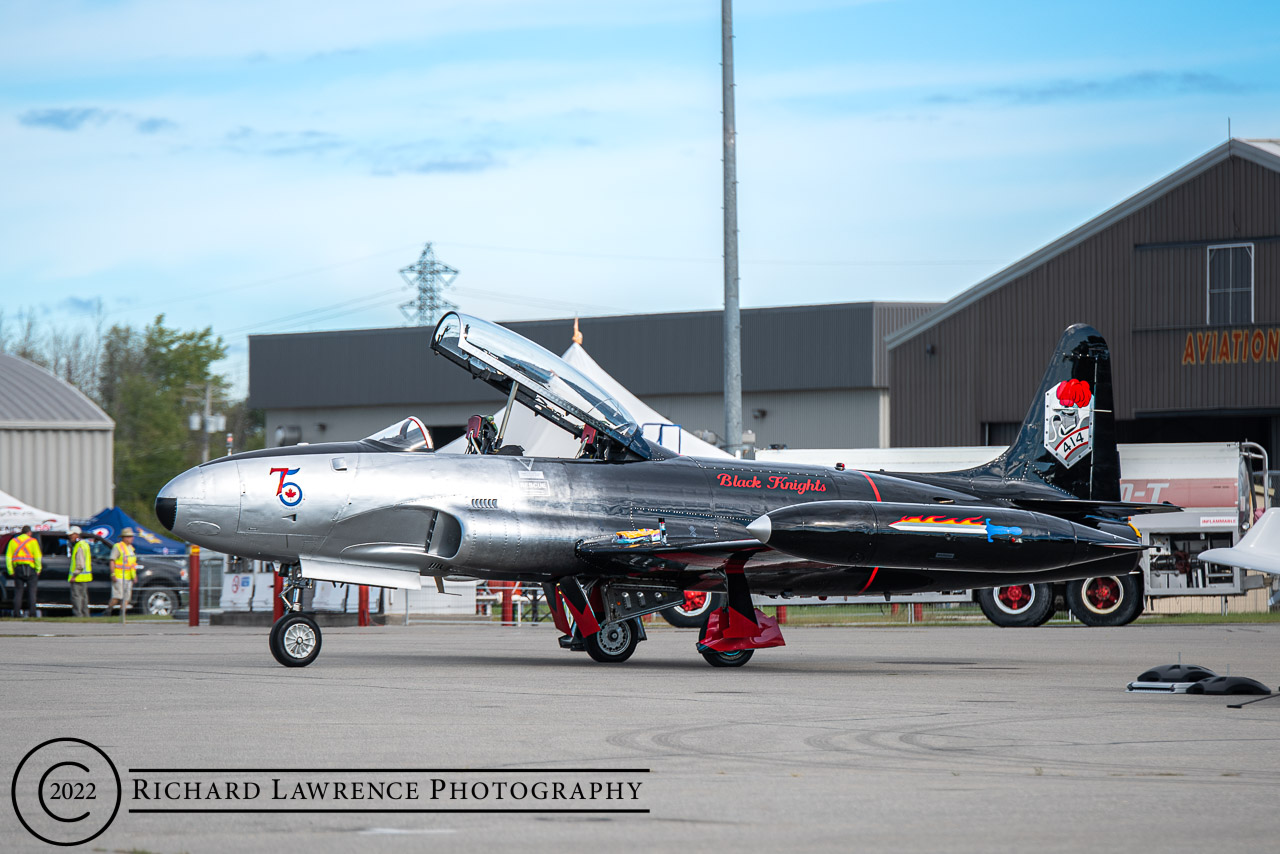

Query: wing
[{"left": 575, "top": 535, "right": 839, "bottom": 575}]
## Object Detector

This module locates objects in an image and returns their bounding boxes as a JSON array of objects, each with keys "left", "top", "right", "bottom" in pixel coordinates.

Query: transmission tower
[{"left": 399, "top": 243, "right": 458, "bottom": 325}]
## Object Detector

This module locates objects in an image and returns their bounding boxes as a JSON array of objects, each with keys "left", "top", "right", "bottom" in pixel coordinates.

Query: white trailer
[{"left": 755, "top": 442, "right": 1272, "bottom": 622}]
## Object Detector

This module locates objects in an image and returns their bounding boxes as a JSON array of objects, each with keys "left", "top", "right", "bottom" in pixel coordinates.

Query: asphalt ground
[{"left": 2, "top": 619, "right": 1280, "bottom": 853}]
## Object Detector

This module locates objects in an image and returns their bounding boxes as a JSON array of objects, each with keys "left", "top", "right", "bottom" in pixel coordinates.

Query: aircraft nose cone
[
  {"left": 155, "top": 496, "right": 177, "bottom": 532},
  {"left": 747, "top": 514, "right": 772, "bottom": 544},
  {"left": 155, "top": 467, "right": 202, "bottom": 533}
]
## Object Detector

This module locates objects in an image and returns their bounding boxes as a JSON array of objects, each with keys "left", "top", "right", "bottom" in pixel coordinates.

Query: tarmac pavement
[{"left": 2, "top": 619, "right": 1279, "bottom": 853}]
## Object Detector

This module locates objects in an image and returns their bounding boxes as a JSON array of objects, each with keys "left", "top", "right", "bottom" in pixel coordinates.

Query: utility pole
[
  {"left": 722, "top": 0, "right": 743, "bottom": 457},
  {"left": 201, "top": 383, "right": 212, "bottom": 464},
  {"left": 399, "top": 243, "right": 459, "bottom": 326},
  {"left": 187, "top": 382, "right": 225, "bottom": 464}
]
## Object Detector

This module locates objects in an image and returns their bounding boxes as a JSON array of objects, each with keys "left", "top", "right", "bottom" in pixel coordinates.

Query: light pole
[{"left": 722, "top": 0, "right": 743, "bottom": 457}]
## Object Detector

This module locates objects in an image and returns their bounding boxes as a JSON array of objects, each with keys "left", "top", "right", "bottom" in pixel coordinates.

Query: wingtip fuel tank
[{"left": 748, "top": 500, "right": 1144, "bottom": 573}]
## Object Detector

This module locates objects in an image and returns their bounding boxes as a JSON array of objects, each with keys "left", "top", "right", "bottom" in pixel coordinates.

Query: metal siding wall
[
  {"left": 892, "top": 155, "right": 1280, "bottom": 446},
  {"left": 645, "top": 389, "right": 886, "bottom": 450},
  {"left": 0, "top": 428, "right": 112, "bottom": 517},
  {"left": 249, "top": 303, "right": 938, "bottom": 412},
  {"left": 872, "top": 304, "right": 939, "bottom": 387}
]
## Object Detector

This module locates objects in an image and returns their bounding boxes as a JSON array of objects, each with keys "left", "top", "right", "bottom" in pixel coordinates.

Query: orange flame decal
[{"left": 892, "top": 515, "right": 984, "bottom": 526}]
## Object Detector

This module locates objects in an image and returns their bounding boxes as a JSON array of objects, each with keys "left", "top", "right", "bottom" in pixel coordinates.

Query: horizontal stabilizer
[{"left": 1011, "top": 498, "right": 1181, "bottom": 521}]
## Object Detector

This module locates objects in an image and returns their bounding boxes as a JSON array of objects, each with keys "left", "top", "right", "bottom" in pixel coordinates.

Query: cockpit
[{"left": 363, "top": 417, "right": 434, "bottom": 452}]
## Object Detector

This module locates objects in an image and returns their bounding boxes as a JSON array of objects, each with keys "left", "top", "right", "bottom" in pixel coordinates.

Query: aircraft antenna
[{"left": 399, "top": 243, "right": 459, "bottom": 325}]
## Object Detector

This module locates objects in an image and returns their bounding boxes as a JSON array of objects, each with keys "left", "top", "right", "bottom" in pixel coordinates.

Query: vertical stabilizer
[{"left": 971, "top": 324, "right": 1120, "bottom": 501}]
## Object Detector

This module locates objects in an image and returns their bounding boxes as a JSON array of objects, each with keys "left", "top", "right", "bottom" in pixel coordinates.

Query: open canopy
[
  {"left": 84, "top": 507, "right": 186, "bottom": 554},
  {"left": 439, "top": 342, "right": 730, "bottom": 459},
  {"left": 432, "top": 312, "right": 651, "bottom": 459},
  {"left": 0, "top": 489, "right": 69, "bottom": 535}
]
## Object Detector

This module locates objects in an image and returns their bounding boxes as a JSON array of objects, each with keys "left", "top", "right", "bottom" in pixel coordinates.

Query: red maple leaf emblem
[{"left": 284, "top": 488, "right": 297, "bottom": 499}]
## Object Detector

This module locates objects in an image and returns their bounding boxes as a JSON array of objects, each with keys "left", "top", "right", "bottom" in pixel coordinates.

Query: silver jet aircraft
[{"left": 156, "top": 313, "right": 1171, "bottom": 668}]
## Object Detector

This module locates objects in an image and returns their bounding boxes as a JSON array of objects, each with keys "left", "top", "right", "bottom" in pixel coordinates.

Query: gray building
[
  {"left": 249, "top": 302, "right": 938, "bottom": 452},
  {"left": 0, "top": 353, "right": 114, "bottom": 517},
  {"left": 887, "top": 138, "right": 1280, "bottom": 461}
]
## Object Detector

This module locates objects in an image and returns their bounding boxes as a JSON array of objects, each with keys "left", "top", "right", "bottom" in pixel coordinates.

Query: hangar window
[{"left": 1207, "top": 244, "right": 1253, "bottom": 325}]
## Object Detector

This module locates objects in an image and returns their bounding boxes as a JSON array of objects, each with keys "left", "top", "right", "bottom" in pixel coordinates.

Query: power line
[
  {"left": 103, "top": 243, "right": 424, "bottom": 319},
  {"left": 221, "top": 288, "right": 405, "bottom": 336}
]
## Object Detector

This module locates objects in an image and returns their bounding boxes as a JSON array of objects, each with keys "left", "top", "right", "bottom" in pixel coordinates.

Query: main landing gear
[
  {"left": 583, "top": 618, "right": 644, "bottom": 663},
  {"left": 549, "top": 573, "right": 785, "bottom": 668},
  {"left": 269, "top": 565, "right": 321, "bottom": 668},
  {"left": 700, "top": 648, "right": 754, "bottom": 668}
]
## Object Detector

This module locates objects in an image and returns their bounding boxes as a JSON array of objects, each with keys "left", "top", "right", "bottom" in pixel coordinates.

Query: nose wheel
[
  {"left": 269, "top": 564, "right": 322, "bottom": 667},
  {"left": 270, "top": 613, "right": 322, "bottom": 667}
]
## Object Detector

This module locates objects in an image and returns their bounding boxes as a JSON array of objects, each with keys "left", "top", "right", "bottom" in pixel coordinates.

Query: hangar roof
[
  {"left": 0, "top": 353, "right": 113, "bottom": 430},
  {"left": 249, "top": 301, "right": 938, "bottom": 410},
  {"left": 885, "top": 138, "right": 1280, "bottom": 348}
]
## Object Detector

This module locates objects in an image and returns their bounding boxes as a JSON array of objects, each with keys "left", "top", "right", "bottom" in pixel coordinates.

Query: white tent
[
  {"left": 439, "top": 342, "right": 730, "bottom": 459},
  {"left": 0, "top": 489, "right": 69, "bottom": 535}
]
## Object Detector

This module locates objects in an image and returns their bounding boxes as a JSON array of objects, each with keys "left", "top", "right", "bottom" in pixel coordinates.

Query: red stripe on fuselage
[
  {"left": 856, "top": 470, "right": 882, "bottom": 502},
  {"left": 855, "top": 471, "right": 881, "bottom": 587}
]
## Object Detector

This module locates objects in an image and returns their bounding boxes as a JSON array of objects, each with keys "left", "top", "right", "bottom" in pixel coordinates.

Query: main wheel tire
[
  {"left": 1066, "top": 574, "right": 1142, "bottom": 627},
  {"left": 700, "top": 648, "right": 754, "bottom": 668},
  {"left": 976, "top": 583, "right": 1056, "bottom": 627},
  {"left": 139, "top": 586, "right": 180, "bottom": 616},
  {"left": 270, "top": 614, "right": 322, "bottom": 667},
  {"left": 584, "top": 619, "right": 641, "bottom": 663},
  {"left": 660, "top": 592, "right": 725, "bottom": 628}
]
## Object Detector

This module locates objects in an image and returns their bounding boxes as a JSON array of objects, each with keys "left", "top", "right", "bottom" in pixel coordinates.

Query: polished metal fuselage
[{"left": 159, "top": 444, "right": 1138, "bottom": 597}]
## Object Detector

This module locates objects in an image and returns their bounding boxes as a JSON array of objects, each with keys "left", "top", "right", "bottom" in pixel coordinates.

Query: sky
[{"left": 3, "top": 0, "right": 1279, "bottom": 397}]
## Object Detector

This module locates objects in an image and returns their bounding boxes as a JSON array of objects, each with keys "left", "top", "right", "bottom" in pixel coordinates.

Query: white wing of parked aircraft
[{"left": 1199, "top": 509, "right": 1280, "bottom": 575}]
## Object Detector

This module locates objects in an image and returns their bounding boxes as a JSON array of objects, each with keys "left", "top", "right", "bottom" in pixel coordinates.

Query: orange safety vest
[
  {"left": 110, "top": 541, "right": 137, "bottom": 581},
  {"left": 5, "top": 534, "right": 42, "bottom": 575},
  {"left": 68, "top": 539, "right": 93, "bottom": 583}
]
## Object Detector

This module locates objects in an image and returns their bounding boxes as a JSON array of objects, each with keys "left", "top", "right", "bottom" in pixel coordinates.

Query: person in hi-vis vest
[
  {"left": 67, "top": 526, "right": 93, "bottom": 617},
  {"left": 6, "top": 525, "right": 42, "bottom": 618},
  {"left": 107, "top": 528, "right": 138, "bottom": 616}
]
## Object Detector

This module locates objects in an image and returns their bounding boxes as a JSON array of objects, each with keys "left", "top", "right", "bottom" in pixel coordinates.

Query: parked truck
[{"left": 756, "top": 442, "right": 1273, "bottom": 626}]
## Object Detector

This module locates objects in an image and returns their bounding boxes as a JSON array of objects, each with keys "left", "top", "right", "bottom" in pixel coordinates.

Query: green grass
[{"left": 1134, "top": 611, "right": 1280, "bottom": 624}]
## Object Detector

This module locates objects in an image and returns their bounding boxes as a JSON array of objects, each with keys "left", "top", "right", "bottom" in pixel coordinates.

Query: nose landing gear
[{"left": 269, "top": 565, "right": 321, "bottom": 667}]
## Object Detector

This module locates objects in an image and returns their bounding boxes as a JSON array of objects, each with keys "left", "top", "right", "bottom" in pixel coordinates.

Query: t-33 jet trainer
[{"left": 157, "top": 314, "right": 1173, "bottom": 668}]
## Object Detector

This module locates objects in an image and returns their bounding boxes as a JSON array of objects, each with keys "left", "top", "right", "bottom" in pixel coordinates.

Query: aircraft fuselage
[{"left": 159, "top": 446, "right": 1138, "bottom": 597}]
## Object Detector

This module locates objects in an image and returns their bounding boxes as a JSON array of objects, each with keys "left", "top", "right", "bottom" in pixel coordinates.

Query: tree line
[{"left": 0, "top": 309, "right": 263, "bottom": 534}]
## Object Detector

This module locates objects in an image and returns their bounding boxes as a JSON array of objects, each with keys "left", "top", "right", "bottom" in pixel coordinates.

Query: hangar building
[
  {"left": 249, "top": 302, "right": 937, "bottom": 451},
  {"left": 0, "top": 353, "right": 114, "bottom": 517},
  {"left": 887, "top": 138, "right": 1280, "bottom": 461}
]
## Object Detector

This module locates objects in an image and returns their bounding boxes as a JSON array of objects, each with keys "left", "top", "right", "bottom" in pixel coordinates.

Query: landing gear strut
[{"left": 269, "top": 565, "right": 321, "bottom": 667}]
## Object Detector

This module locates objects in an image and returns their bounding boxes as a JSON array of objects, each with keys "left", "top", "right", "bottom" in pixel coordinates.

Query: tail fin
[{"left": 972, "top": 324, "right": 1119, "bottom": 501}]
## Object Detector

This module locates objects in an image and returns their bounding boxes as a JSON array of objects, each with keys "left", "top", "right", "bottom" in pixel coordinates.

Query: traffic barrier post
[{"left": 188, "top": 546, "right": 200, "bottom": 627}]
